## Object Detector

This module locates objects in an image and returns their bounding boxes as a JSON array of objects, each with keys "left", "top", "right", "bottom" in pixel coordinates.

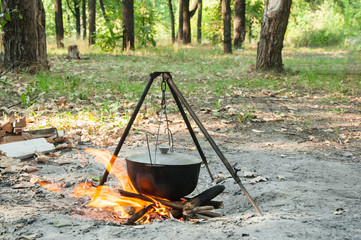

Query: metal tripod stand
[{"left": 99, "top": 72, "right": 262, "bottom": 216}]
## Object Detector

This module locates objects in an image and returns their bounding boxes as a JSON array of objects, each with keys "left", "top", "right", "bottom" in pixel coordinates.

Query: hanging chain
[{"left": 154, "top": 77, "right": 172, "bottom": 163}]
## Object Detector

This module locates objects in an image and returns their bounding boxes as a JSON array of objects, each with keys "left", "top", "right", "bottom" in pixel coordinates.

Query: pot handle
[
  {"left": 146, "top": 132, "right": 154, "bottom": 165},
  {"left": 165, "top": 127, "right": 174, "bottom": 152}
]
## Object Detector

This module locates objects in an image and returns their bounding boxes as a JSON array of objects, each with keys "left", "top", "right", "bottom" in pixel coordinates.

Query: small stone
[{"left": 342, "top": 152, "right": 353, "bottom": 158}]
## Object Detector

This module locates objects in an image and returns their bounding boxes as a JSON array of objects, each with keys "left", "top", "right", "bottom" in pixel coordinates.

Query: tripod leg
[
  {"left": 163, "top": 73, "right": 214, "bottom": 181},
  {"left": 99, "top": 72, "right": 161, "bottom": 186},
  {"left": 166, "top": 75, "right": 263, "bottom": 216}
]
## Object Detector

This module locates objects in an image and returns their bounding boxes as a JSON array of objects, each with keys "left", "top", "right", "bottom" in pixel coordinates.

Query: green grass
[{"left": 8, "top": 42, "right": 361, "bottom": 119}]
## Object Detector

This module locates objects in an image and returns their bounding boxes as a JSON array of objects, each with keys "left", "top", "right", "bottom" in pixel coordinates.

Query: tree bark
[
  {"left": 182, "top": 0, "right": 191, "bottom": 44},
  {"left": 88, "top": 0, "right": 96, "bottom": 45},
  {"left": 167, "top": 0, "right": 175, "bottom": 43},
  {"left": 82, "top": 0, "right": 87, "bottom": 39},
  {"left": 222, "top": 0, "right": 232, "bottom": 53},
  {"left": 74, "top": 0, "right": 81, "bottom": 38},
  {"left": 197, "top": 0, "right": 202, "bottom": 44},
  {"left": 122, "top": 0, "right": 134, "bottom": 51},
  {"left": 233, "top": 0, "right": 246, "bottom": 49},
  {"left": 99, "top": 0, "right": 110, "bottom": 23},
  {"left": 177, "top": 0, "right": 184, "bottom": 42},
  {"left": 256, "top": 0, "right": 292, "bottom": 72},
  {"left": 54, "top": 0, "right": 64, "bottom": 48},
  {"left": 189, "top": 0, "right": 198, "bottom": 18},
  {"left": 2, "top": 0, "right": 48, "bottom": 71}
]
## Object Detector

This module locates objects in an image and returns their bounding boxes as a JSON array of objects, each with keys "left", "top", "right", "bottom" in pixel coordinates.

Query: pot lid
[{"left": 125, "top": 151, "right": 201, "bottom": 165}]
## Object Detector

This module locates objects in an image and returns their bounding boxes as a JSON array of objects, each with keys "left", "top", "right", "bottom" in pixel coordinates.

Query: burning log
[
  {"left": 124, "top": 204, "right": 155, "bottom": 225},
  {"left": 118, "top": 185, "right": 224, "bottom": 220}
]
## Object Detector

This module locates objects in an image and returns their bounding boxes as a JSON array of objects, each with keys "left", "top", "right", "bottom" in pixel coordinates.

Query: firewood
[
  {"left": 118, "top": 187, "right": 224, "bottom": 219},
  {"left": 184, "top": 205, "right": 214, "bottom": 216},
  {"left": 187, "top": 185, "right": 225, "bottom": 207},
  {"left": 0, "top": 130, "right": 5, "bottom": 138},
  {"left": 124, "top": 204, "right": 154, "bottom": 225},
  {"left": 1, "top": 122, "right": 13, "bottom": 133},
  {"left": 13, "top": 117, "right": 26, "bottom": 128},
  {"left": 13, "top": 128, "right": 23, "bottom": 134},
  {"left": 0, "top": 135, "right": 26, "bottom": 144}
]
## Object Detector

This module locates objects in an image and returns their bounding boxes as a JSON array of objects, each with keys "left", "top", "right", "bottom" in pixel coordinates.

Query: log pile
[
  {"left": 0, "top": 117, "right": 64, "bottom": 145},
  {"left": 119, "top": 185, "right": 225, "bottom": 225},
  {"left": 0, "top": 117, "right": 28, "bottom": 144}
]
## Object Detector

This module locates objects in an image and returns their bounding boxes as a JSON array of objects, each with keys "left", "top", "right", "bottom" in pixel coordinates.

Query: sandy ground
[{"left": 1, "top": 96, "right": 361, "bottom": 240}]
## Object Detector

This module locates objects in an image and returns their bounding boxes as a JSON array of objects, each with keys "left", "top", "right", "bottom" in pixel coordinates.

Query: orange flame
[
  {"left": 38, "top": 181, "right": 64, "bottom": 193},
  {"left": 70, "top": 148, "right": 171, "bottom": 223}
]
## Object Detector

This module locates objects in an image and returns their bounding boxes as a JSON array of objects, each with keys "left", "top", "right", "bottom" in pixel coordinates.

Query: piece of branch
[
  {"left": 65, "top": 0, "right": 76, "bottom": 16},
  {"left": 184, "top": 205, "right": 214, "bottom": 216},
  {"left": 189, "top": 0, "right": 198, "bottom": 18},
  {"left": 188, "top": 185, "right": 225, "bottom": 207},
  {"left": 124, "top": 204, "right": 154, "bottom": 225}
]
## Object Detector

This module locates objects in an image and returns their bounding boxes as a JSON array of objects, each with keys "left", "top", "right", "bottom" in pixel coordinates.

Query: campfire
[
  {"left": 38, "top": 72, "right": 261, "bottom": 225},
  {"left": 39, "top": 148, "right": 224, "bottom": 225}
]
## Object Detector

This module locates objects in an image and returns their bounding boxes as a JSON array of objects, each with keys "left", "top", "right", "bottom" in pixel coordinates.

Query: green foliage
[
  {"left": 203, "top": 2, "right": 223, "bottom": 44},
  {"left": 0, "top": 3, "right": 23, "bottom": 29},
  {"left": 94, "top": 0, "right": 123, "bottom": 51},
  {"left": 135, "top": 0, "right": 157, "bottom": 47},
  {"left": 246, "top": 0, "right": 264, "bottom": 42},
  {"left": 288, "top": 0, "right": 361, "bottom": 47}
]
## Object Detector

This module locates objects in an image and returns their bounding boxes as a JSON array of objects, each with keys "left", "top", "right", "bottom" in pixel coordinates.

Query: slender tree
[
  {"left": 197, "top": 0, "right": 202, "bottom": 43},
  {"left": 233, "top": 0, "right": 246, "bottom": 49},
  {"left": 222, "top": 0, "right": 232, "bottom": 53},
  {"left": 66, "top": 0, "right": 81, "bottom": 38},
  {"left": 74, "top": 0, "right": 81, "bottom": 38},
  {"left": 177, "top": 0, "right": 198, "bottom": 43},
  {"left": 182, "top": 0, "right": 191, "bottom": 44},
  {"left": 177, "top": 0, "right": 184, "bottom": 41},
  {"left": 122, "top": 0, "right": 134, "bottom": 51},
  {"left": 2, "top": 0, "right": 48, "bottom": 70},
  {"left": 99, "top": 0, "right": 110, "bottom": 23},
  {"left": 168, "top": 0, "right": 175, "bottom": 43},
  {"left": 88, "top": 0, "right": 96, "bottom": 45},
  {"left": 54, "top": 0, "right": 64, "bottom": 48},
  {"left": 256, "top": 0, "right": 292, "bottom": 72},
  {"left": 82, "top": 0, "right": 87, "bottom": 39}
]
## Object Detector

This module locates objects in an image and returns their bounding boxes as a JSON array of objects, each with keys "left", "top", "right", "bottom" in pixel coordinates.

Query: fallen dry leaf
[
  {"left": 243, "top": 171, "right": 258, "bottom": 178},
  {"left": 55, "top": 143, "right": 69, "bottom": 150},
  {"left": 249, "top": 176, "right": 268, "bottom": 184},
  {"left": 35, "top": 155, "right": 50, "bottom": 164},
  {"left": 334, "top": 208, "right": 346, "bottom": 215},
  {"left": 12, "top": 182, "right": 35, "bottom": 189},
  {"left": 276, "top": 175, "right": 286, "bottom": 180}
]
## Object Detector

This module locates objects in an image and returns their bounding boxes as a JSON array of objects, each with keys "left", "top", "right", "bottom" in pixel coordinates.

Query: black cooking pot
[{"left": 125, "top": 148, "right": 201, "bottom": 200}]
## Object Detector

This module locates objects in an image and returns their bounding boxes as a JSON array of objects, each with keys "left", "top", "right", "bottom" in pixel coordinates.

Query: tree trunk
[
  {"left": 2, "top": 0, "right": 48, "bottom": 71},
  {"left": 88, "top": 0, "right": 96, "bottom": 45},
  {"left": 177, "top": 0, "right": 184, "bottom": 42},
  {"left": 233, "top": 0, "right": 246, "bottom": 49},
  {"left": 122, "top": 0, "right": 134, "bottom": 51},
  {"left": 82, "top": 0, "right": 87, "bottom": 39},
  {"left": 99, "top": 0, "right": 110, "bottom": 23},
  {"left": 222, "top": 0, "right": 232, "bottom": 53},
  {"left": 197, "top": 0, "right": 202, "bottom": 43},
  {"left": 167, "top": 0, "right": 175, "bottom": 43},
  {"left": 54, "top": 0, "right": 64, "bottom": 48},
  {"left": 182, "top": 0, "right": 191, "bottom": 44},
  {"left": 256, "top": 0, "right": 292, "bottom": 72},
  {"left": 189, "top": 0, "right": 198, "bottom": 18},
  {"left": 74, "top": 0, "right": 81, "bottom": 38}
]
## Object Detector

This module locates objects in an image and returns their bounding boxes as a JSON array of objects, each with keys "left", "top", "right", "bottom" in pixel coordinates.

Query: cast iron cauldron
[{"left": 125, "top": 147, "right": 201, "bottom": 200}]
